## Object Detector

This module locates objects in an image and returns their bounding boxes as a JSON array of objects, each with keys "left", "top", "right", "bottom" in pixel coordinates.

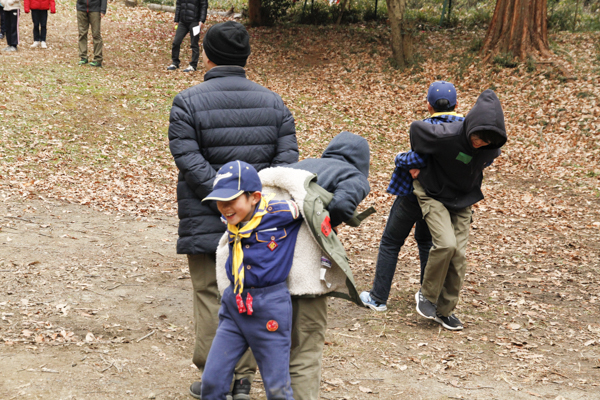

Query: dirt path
[{"left": 1, "top": 194, "right": 598, "bottom": 400}]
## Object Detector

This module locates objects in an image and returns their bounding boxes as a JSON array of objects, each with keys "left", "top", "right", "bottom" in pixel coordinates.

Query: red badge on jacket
[{"left": 321, "top": 216, "right": 332, "bottom": 237}]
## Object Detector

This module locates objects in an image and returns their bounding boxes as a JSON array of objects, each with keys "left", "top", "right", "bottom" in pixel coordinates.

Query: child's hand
[{"left": 409, "top": 169, "right": 420, "bottom": 179}]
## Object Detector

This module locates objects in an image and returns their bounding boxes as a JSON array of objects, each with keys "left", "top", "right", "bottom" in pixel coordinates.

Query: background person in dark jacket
[
  {"left": 76, "top": 0, "right": 106, "bottom": 67},
  {"left": 411, "top": 89, "right": 507, "bottom": 331},
  {"left": 286, "top": 131, "right": 370, "bottom": 400},
  {"left": 168, "top": 21, "right": 298, "bottom": 400},
  {"left": 167, "top": 0, "right": 207, "bottom": 73}
]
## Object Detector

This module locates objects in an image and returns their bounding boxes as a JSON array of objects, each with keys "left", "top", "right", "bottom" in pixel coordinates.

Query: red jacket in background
[{"left": 24, "top": 0, "right": 56, "bottom": 13}]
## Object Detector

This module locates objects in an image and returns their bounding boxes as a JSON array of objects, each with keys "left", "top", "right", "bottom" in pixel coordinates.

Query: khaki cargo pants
[
  {"left": 413, "top": 181, "right": 471, "bottom": 317},
  {"left": 77, "top": 11, "right": 103, "bottom": 63}
]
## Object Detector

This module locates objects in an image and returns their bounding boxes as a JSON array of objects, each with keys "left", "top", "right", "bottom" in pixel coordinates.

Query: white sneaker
[
  {"left": 41, "top": 41, "right": 47, "bottom": 49},
  {"left": 182, "top": 65, "right": 195, "bottom": 73},
  {"left": 31, "top": 41, "right": 40, "bottom": 48}
]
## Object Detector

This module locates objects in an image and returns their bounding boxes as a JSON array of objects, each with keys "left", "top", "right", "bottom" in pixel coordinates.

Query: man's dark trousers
[
  {"left": 370, "top": 195, "right": 432, "bottom": 304},
  {"left": 171, "top": 21, "right": 199, "bottom": 69}
]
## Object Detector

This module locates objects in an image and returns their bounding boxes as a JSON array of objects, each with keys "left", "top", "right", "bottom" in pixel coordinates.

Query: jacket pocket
[{"left": 255, "top": 228, "right": 288, "bottom": 243}]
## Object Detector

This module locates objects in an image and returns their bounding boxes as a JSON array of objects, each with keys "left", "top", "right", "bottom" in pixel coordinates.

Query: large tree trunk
[
  {"left": 386, "top": 0, "right": 413, "bottom": 68},
  {"left": 481, "top": 0, "right": 551, "bottom": 62},
  {"left": 249, "top": 0, "right": 263, "bottom": 25}
]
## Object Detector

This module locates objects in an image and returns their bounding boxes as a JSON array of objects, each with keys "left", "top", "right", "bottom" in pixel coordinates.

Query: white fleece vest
[{"left": 216, "top": 167, "right": 349, "bottom": 296}]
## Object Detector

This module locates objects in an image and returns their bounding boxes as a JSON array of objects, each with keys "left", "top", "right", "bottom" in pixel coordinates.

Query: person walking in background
[
  {"left": 168, "top": 21, "right": 298, "bottom": 399},
  {"left": 1, "top": 0, "right": 21, "bottom": 52},
  {"left": 76, "top": 0, "right": 106, "bottom": 67},
  {"left": 24, "top": 0, "right": 55, "bottom": 49},
  {"left": 166, "top": 0, "right": 207, "bottom": 73}
]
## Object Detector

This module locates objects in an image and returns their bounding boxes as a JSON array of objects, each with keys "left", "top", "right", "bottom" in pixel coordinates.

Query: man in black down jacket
[
  {"left": 168, "top": 21, "right": 298, "bottom": 399},
  {"left": 167, "top": 0, "right": 208, "bottom": 72},
  {"left": 286, "top": 131, "right": 370, "bottom": 400}
]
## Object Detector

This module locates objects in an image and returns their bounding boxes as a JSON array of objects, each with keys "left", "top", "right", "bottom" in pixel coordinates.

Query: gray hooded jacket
[
  {"left": 410, "top": 89, "right": 507, "bottom": 210},
  {"left": 288, "top": 131, "right": 371, "bottom": 227}
]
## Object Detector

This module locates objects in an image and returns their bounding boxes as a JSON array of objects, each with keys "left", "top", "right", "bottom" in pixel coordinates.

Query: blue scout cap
[
  {"left": 203, "top": 161, "right": 262, "bottom": 202},
  {"left": 427, "top": 81, "right": 457, "bottom": 108}
]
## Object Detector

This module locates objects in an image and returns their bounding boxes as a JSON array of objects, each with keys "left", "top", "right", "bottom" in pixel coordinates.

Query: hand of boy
[{"left": 409, "top": 169, "right": 420, "bottom": 179}]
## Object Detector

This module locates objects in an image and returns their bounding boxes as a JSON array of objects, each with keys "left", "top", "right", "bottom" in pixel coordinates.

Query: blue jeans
[{"left": 370, "top": 196, "right": 432, "bottom": 304}]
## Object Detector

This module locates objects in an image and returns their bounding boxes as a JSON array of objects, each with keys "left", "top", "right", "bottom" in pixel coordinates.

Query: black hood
[
  {"left": 463, "top": 89, "right": 507, "bottom": 150},
  {"left": 321, "top": 131, "right": 370, "bottom": 178}
]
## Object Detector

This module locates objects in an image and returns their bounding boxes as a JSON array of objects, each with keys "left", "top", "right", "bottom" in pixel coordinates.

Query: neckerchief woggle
[{"left": 227, "top": 193, "right": 275, "bottom": 314}]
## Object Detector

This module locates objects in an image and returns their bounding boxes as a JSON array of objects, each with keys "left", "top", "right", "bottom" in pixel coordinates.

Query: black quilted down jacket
[
  {"left": 174, "top": 0, "right": 208, "bottom": 24},
  {"left": 168, "top": 66, "right": 298, "bottom": 254}
]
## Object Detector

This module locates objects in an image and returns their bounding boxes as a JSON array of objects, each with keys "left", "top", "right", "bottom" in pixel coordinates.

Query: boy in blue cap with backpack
[{"left": 200, "top": 160, "right": 302, "bottom": 400}]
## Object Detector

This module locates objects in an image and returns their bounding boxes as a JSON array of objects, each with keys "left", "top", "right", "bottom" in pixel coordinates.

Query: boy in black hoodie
[
  {"left": 411, "top": 89, "right": 507, "bottom": 331},
  {"left": 286, "top": 130, "right": 370, "bottom": 400}
]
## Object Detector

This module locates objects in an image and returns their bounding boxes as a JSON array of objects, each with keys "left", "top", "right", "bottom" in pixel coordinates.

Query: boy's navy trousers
[{"left": 202, "top": 282, "right": 294, "bottom": 400}]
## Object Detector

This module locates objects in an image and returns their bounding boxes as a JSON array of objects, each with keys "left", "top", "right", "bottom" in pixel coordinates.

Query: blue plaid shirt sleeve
[{"left": 387, "top": 151, "right": 428, "bottom": 196}]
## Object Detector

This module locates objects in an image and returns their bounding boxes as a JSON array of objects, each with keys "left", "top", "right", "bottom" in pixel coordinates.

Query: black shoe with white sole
[{"left": 434, "top": 313, "right": 463, "bottom": 330}]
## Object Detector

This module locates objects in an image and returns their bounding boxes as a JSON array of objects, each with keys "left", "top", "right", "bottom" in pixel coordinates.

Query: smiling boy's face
[{"left": 217, "top": 192, "right": 261, "bottom": 226}]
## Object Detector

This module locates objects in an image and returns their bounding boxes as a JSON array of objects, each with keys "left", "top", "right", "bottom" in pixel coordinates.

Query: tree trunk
[
  {"left": 249, "top": 0, "right": 263, "bottom": 25},
  {"left": 386, "top": 0, "right": 413, "bottom": 68},
  {"left": 481, "top": 0, "right": 551, "bottom": 62}
]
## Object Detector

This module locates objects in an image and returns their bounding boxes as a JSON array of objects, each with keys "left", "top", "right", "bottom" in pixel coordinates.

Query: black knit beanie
[{"left": 203, "top": 21, "right": 251, "bottom": 67}]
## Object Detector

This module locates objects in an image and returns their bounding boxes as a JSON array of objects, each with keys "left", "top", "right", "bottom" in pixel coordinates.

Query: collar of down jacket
[{"left": 216, "top": 166, "right": 361, "bottom": 305}]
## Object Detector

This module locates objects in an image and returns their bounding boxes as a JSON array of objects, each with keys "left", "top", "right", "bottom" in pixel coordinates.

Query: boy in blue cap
[
  {"left": 360, "top": 81, "right": 464, "bottom": 312},
  {"left": 200, "top": 160, "right": 302, "bottom": 400}
]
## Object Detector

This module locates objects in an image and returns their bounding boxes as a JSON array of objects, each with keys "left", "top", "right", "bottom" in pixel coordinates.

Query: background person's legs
[
  {"left": 77, "top": 11, "right": 89, "bottom": 60},
  {"left": 88, "top": 12, "right": 102, "bottom": 63}
]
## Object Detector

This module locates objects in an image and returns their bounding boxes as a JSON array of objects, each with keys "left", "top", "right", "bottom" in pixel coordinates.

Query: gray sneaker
[
  {"left": 434, "top": 313, "right": 463, "bottom": 330},
  {"left": 415, "top": 289, "right": 437, "bottom": 319},
  {"left": 183, "top": 65, "right": 196, "bottom": 72}
]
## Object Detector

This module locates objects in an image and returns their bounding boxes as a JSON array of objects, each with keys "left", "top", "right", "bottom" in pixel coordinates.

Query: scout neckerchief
[
  {"left": 430, "top": 111, "right": 463, "bottom": 118},
  {"left": 227, "top": 193, "right": 275, "bottom": 314}
]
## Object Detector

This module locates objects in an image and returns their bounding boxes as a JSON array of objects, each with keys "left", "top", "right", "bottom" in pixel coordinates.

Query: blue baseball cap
[
  {"left": 427, "top": 81, "right": 457, "bottom": 108},
  {"left": 203, "top": 161, "right": 262, "bottom": 202}
]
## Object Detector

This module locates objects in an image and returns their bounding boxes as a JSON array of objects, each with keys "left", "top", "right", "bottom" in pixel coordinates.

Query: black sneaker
[
  {"left": 415, "top": 289, "right": 437, "bottom": 319},
  {"left": 232, "top": 378, "right": 251, "bottom": 400},
  {"left": 167, "top": 64, "right": 178, "bottom": 71},
  {"left": 189, "top": 381, "right": 202, "bottom": 399},
  {"left": 435, "top": 313, "right": 464, "bottom": 331}
]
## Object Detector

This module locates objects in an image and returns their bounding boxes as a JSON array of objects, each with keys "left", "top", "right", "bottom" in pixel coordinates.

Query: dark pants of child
[
  {"left": 369, "top": 195, "right": 433, "bottom": 304},
  {"left": 31, "top": 9, "right": 48, "bottom": 42},
  {"left": 202, "top": 282, "right": 294, "bottom": 400},
  {"left": 4, "top": 9, "right": 19, "bottom": 48},
  {"left": 171, "top": 21, "right": 199, "bottom": 69}
]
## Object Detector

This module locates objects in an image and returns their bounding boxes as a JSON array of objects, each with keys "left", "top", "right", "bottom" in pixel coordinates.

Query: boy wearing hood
[
  {"left": 286, "top": 131, "right": 370, "bottom": 400},
  {"left": 411, "top": 89, "right": 507, "bottom": 330},
  {"left": 360, "top": 81, "right": 463, "bottom": 312}
]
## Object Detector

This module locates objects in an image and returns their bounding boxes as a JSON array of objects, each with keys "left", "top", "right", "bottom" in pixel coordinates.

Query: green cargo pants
[
  {"left": 77, "top": 11, "right": 103, "bottom": 63},
  {"left": 290, "top": 295, "right": 328, "bottom": 400},
  {"left": 413, "top": 181, "right": 471, "bottom": 317},
  {"left": 188, "top": 254, "right": 257, "bottom": 382}
]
